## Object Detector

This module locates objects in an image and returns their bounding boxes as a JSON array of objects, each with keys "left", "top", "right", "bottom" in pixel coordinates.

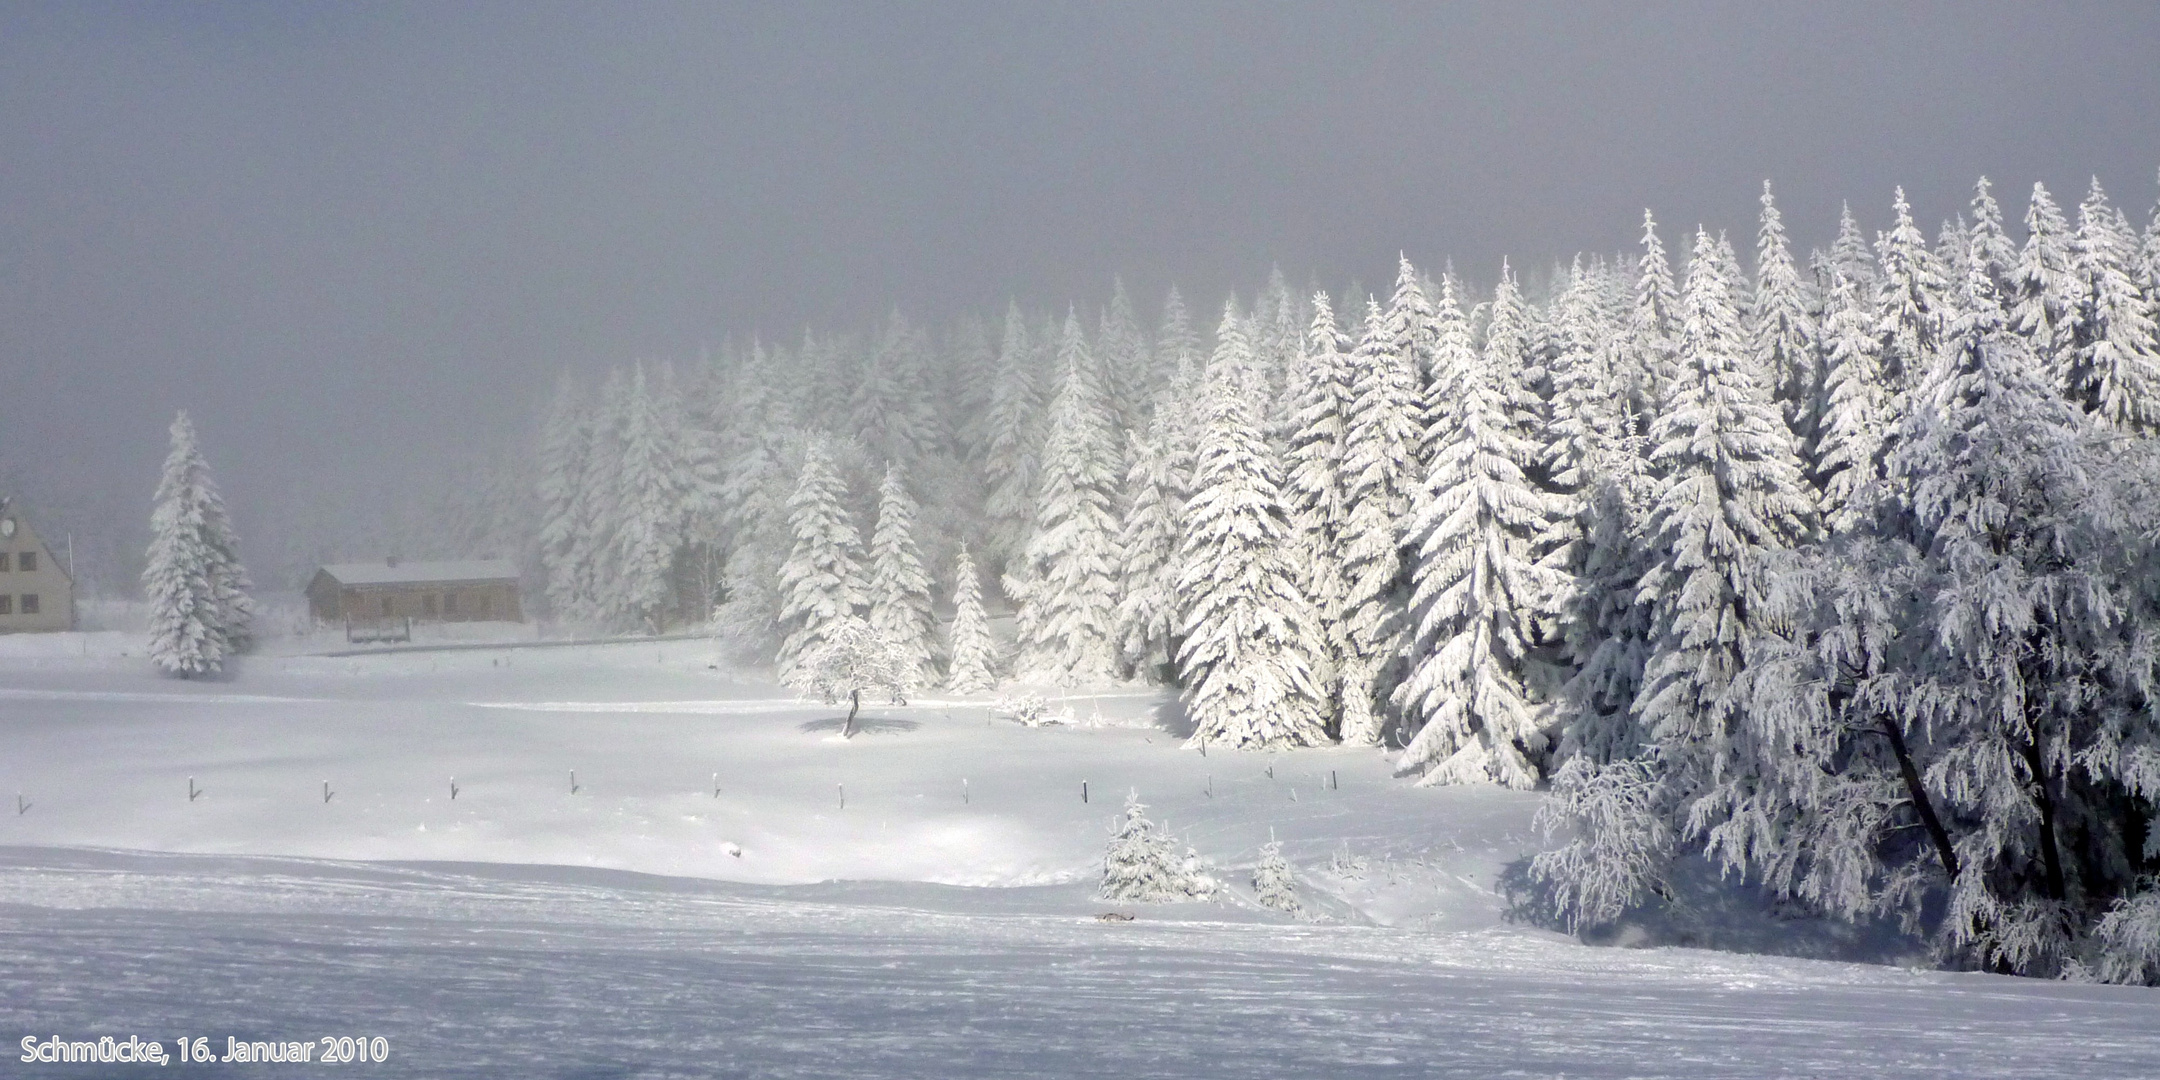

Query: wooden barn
[
  {"left": 0, "top": 499, "right": 73, "bottom": 633},
  {"left": 307, "top": 558, "right": 522, "bottom": 626}
]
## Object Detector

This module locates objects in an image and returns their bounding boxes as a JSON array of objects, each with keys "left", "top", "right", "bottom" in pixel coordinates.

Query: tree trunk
[
  {"left": 1880, "top": 713, "right": 1960, "bottom": 881},
  {"left": 842, "top": 689, "right": 860, "bottom": 739},
  {"left": 2017, "top": 733, "right": 2068, "bottom": 903}
]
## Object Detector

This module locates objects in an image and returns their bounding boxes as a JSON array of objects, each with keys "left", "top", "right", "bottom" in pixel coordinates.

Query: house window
[
  {"left": 477, "top": 595, "right": 491, "bottom": 618},
  {"left": 0, "top": 595, "right": 12, "bottom": 615},
  {"left": 381, "top": 596, "right": 394, "bottom": 617},
  {"left": 423, "top": 593, "right": 438, "bottom": 616},
  {"left": 0, "top": 553, "right": 9, "bottom": 571},
  {"left": 17, "top": 551, "right": 32, "bottom": 572},
  {"left": 19, "top": 594, "right": 36, "bottom": 615},
  {"left": 444, "top": 592, "right": 458, "bottom": 616}
]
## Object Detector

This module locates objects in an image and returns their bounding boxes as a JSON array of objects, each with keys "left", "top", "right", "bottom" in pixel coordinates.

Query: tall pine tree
[
  {"left": 1009, "top": 312, "right": 1124, "bottom": 683},
  {"left": 868, "top": 463, "right": 936, "bottom": 686},
  {"left": 1336, "top": 297, "right": 1425, "bottom": 745},
  {"left": 1281, "top": 292, "right": 1358, "bottom": 726},
  {"left": 2064, "top": 178, "right": 2160, "bottom": 433},
  {"left": 1632, "top": 230, "right": 1815, "bottom": 799},
  {"left": 1176, "top": 309, "right": 1331, "bottom": 750},
  {"left": 775, "top": 440, "right": 867, "bottom": 681},
  {"left": 945, "top": 542, "right": 998, "bottom": 693},
  {"left": 1394, "top": 281, "right": 1570, "bottom": 788},
  {"left": 145, "top": 411, "right": 253, "bottom": 677}
]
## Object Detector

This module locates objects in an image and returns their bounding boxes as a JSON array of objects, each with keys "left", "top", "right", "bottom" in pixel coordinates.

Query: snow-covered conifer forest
[{"left": 488, "top": 176, "right": 2160, "bottom": 982}]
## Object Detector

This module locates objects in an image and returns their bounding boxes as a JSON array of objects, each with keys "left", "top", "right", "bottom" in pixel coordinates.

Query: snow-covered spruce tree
[
  {"left": 1541, "top": 258, "right": 1619, "bottom": 541},
  {"left": 1544, "top": 261, "right": 1660, "bottom": 767},
  {"left": 663, "top": 362, "right": 731, "bottom": 623},
  {"left": 1334, "top": 297, "right": 1425, "bottom": 746},
  {"left": 1829, "top": 201, "right": 1879, "bottom": 296},
  {"left": 1099, "top": 276, "right": 1155, "bottom": 440},
  {"left": 1253, "top": 267, "right": 1305, "bottom": 438},
  {"left": 1536, "top": 232, "right": 1818, "bottom": 928},
  {"left": 1101, "top": 792, "right": 1215, "bottom": 901},
  {"left": 1482, "top": 262, "right": 1547, "bottom": 446},
  {"left": 1874, "top": 187, "right": 1950, "bottom": 401},
  {"left": 944, "top": 542, "right": 998, "bottom": 693},
  {"left": 1631, "top": 229, "right": 1815, "bottom": 811},
  {"left": 980, "top": 302, "right": 1046, "bottom": 575},
  {"left": 571, "top": 367, "right": 633, "bottom": 623},
  {"left": 145, "top": 411, "right": 254, "bottom": 677},
  {"left": 610, "top": 365, "right": 686, "bottom": 632},
  {"left": 1280, "top": 291, "right": 1357, "bottom": 720},
  {"left": 2011, "top": 181, "right": 2079, "bottom": 391},
  {"left": 944, "top": 314, "right": 999, "bottom": 461},
  {"left": 1114, "top": 300, "right": 1212, "bottom": 681},
  {"left": 1009, "top": 312, "right": 1125, "bottom": 684},
  {"left": 1753, "top": 181, "right": 1820, "bottom": 445},
  {"left": 867, "top": 463, "right": 936, "bottom": 687},
  {"left": 774, "top": 439, "right": 867, "bottom": 681},
  {"left": 1156, "top": 285, "right": 1203, "bottom": 397},
  {"left": 1175, "top": 309, "right": 1331, "bottom": 750},
  {"left": 1112, "top": 423, "right": 1184, "bottom": 681},
  {"left": 1393, "top": 284, "right": 1571, "bottom": 789},
  {"left": 714, "top": 411, "right": 800, "bottom": 652},
  {"left": 1252, "top": 839, "right": 1303, "bottom": 915},
  {"left": 787, "top": 615, "right": 909, "bottom": 739},
  {"left": 2064, "top": 177, "right": 2160, "bottom": 434},
  {"left": 537, "top": 370, "right": 594, "bottom": 623},
  {"left": 1967, "top": 178, "right": 2019, "bottom": 312},
  {"left": 1812, "top": 269, "right": 1891, "bottom": 534},
  {"left": 1937, "top": 216, "right": 1974, "bottom": 312},
  {"left": 1383, "top": 254, "right": 1439, "bottom": 387},
  {"left": 1626, "top": 211, "right": 1683, "bottom": 423}
]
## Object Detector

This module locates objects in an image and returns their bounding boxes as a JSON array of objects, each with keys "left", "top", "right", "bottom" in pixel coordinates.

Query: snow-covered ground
[{"left": 4, "top": 638, "right": 2158, "bottom": 1076}]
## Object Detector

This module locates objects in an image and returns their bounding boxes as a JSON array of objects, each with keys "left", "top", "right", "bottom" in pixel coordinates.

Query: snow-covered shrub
[
  {"left": 994, "top": 692, "right": 1069, "bottom": 727},
  {"left": 1527, "top": 754, "right": 1672, "bottom": 933},
  {"left": 786, "top": 616, "right": 910, "bottom": 737},
  {"left": 1101, "top": 793, "right": 1216, "bottom": 902},
  {"left": 1252, "top": 840, "right": 1303, "bottom": 915}
]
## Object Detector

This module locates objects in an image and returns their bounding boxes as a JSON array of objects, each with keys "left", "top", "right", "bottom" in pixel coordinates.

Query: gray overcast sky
[{"left": 2, "top": 1, "right": 2158, "bottom": 572}]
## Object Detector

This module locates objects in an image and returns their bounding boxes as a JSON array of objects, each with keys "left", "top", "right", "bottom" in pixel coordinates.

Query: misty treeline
[{"left": 508, "top": 174, "right": 2160, "bottom": 979}]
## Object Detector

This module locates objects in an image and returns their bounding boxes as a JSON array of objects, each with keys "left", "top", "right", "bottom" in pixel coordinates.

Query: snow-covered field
[{"left": 5, "top": 637, "right": 2158, "bottom": 1077}]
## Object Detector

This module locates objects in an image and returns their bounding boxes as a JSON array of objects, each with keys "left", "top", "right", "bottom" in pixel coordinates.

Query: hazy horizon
[{"left": 4, "top": 1, "right": 2158, "bottom": 592}]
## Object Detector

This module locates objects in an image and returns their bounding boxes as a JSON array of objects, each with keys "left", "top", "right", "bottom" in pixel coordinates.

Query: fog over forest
[{"left": 4, "top": 3, "right": 2159, "bottom": 598}]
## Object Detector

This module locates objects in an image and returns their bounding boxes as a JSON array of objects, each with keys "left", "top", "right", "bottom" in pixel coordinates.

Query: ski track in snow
[{"left": 4, "top": 848, "right": 2157, "bottom": 1080}]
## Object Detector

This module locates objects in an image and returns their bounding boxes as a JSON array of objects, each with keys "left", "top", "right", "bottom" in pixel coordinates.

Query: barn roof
[{"left": 315, "top": 559, "right": 518, "bottom": 586}]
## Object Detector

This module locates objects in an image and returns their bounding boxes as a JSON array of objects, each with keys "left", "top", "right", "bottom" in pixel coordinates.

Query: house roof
[
  {"left": 0, "top": 497, "right": 70, "bottom": 584},
  {"left": 315, "top": 559, "right": 518, "bottom": 587}
]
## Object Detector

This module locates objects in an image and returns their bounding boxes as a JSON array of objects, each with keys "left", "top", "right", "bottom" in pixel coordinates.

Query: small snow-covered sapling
[
  {"left": 323, "top": 780, "right": 333, "bottom": 804},
  {"left": 16, "top": 794, "right": 28, "bottom": 816},
  {"left": 570, "top": 770, "right": 580, "bottom": 795},
  {"left": 188, "top": 777, "right": 202, "bottom": 803},
  {"left": 450, "top": 777, "right": 459, "bottom": 800}
]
